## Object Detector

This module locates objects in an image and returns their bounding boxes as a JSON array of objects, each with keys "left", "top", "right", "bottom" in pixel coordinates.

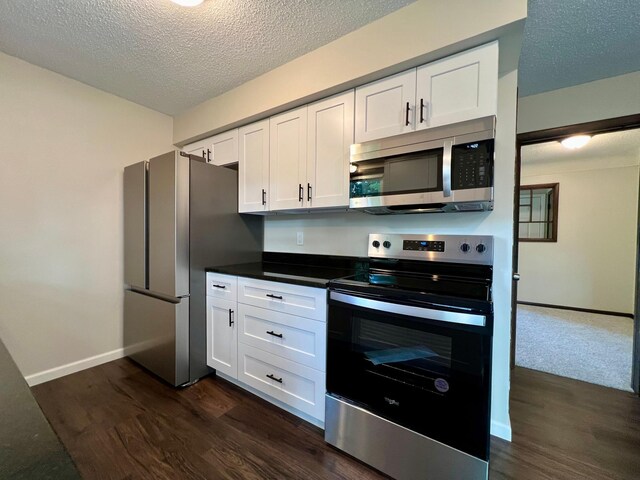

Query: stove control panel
[
  {"left": 369, "top": 233, "right": 493, "bottom": 265},
  {"left": 403, "top": 240, "right": 445, "bottom": 252}
]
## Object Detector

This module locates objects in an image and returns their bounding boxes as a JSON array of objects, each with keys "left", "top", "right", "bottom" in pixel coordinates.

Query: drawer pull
[
  {"left": 266, "top": 330, "right": 283, "bottom": 338},
  {"left": 266, "top": 294, "right": 283, "bottom": 300},
  {"left": 228, "top": 309, "right": 234, "bottom": 327},
  {"left": 266, "top": 374, "right": 283, "bottom": 383},
  {"left": 212, "top": 284, "right": 226, "bottom": 289}
]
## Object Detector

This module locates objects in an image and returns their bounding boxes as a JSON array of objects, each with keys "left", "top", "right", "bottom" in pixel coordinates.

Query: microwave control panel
[{"left": 451, "top": 139, "right": 493, "bottom": 190}]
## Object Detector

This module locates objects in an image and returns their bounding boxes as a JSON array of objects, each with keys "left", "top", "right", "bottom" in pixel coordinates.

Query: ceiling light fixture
[
  {"left": 170, "top": 0, "right": 204, "bottom": 6},
  {"left": 560, "top": 135, "right": 591, "bottom": 150}
]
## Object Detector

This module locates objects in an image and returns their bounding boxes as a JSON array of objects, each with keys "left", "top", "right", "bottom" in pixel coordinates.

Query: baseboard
[
  {"left": 24, "top": 348, "right": 126, "bottom": 387},
  {"left": 490, "top": 420, "right": 512, "bottom": 441},
  {"left": 517, "top": 301, "right": 633, "bottom": 319}
]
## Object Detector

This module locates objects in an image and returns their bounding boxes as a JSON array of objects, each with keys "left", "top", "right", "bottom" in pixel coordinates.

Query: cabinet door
[
  {"left": 238, "top": 120, "right": 269, "bottom": 213},
  {"left": 416, "top": 41, "right": 498, "bottom": 129},
  {"left": 269, "top": 106, "right": 307, "bottom": 211},
  {"left": 306, "top": 91, "right": 354, "bottom": 209},
  {"left": 206, "top": 297, "right": 238, "bottom": 378},
  {"left": 182, "top": 138, "right": 210, "bottom": 162},
  {"left": 210, "top": 129, "right": 238, "bottom": 166},
  {"left": 354, "top": 69, "right": 416, "bottom": 143}
]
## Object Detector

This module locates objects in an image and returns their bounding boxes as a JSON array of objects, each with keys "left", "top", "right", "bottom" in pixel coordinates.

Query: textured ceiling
[
  {"left": 1, "top": 1, "right": 638, "bottom": 114},
  {"left": 522, "top": 128, "right": 640, "bottom": 165},
  {"left": 0, "top": 0, "right": 414, "bottom": 115},
  {"left": 519, "top": 0, "right": 640, "bottom": 96}
]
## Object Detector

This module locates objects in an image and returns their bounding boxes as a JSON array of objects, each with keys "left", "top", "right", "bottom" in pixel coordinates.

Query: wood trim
[
  {"left": 518, "top": 113, "right": 640, "bottom": 146},
  {"left": 518, "top": 182, "right": 559, "bottom": 242},
  {"left": 517, "top": 301, "right": 633, "bottom": 319}
]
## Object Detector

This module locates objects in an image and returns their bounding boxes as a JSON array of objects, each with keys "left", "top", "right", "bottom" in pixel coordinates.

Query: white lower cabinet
[
  {"left": 206, "top": 296, "right": 238, "bottom": 378},
  {"left": 238, "top": 303, "right": 326, "bottom": 370},
  {"left": 237, "top": 343, "right": 325, "bottom": 420},
  {"left": 207, "top": 274, "right": 327, "bottom": 423}
]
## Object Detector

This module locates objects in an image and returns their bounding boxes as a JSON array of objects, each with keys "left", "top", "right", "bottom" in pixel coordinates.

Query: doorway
[{"left": 511, "top": 114, "right": 640, "bottom": 394}]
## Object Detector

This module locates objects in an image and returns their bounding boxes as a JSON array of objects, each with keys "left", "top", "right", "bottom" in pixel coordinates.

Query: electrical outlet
[{"left": 296, "top": 231, "right": 304, "bottom": 246}]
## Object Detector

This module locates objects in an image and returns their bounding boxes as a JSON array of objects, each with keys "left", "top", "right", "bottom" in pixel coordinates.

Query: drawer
[
  {"left": 206, "top": 273, "right": 237, "bottom": 301},
  {"left": 237, "top": 277, "right": 327, "bottom": 322},
  {"left": 237, "top": 343, "right": 325, "bottom": 421},
  {"left": 238, "top": 304, "right": 326, "bottom": 371}
]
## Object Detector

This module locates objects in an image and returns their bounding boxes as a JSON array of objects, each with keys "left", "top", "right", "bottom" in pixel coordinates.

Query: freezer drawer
[{"left": 124, "top": 290, "right": 189, "bottom": 386}]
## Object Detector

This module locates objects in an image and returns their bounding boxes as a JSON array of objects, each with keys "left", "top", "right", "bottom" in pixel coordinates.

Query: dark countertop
[
  {"left": 206, "top": 252, "right": 365, "bottom": 288},
  {"left": 0, "top": 339, "right": 80, "bottom": 479}
]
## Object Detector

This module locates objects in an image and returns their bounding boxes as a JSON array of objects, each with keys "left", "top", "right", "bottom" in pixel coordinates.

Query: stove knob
[
  {"left": 476, "top": 244, "right": 487, "bottom": 254},
  {"left": 383, "top": 241, "right": 391, "bottom": 248},
  {"left": 460, "top": 243, "right": 471, "bottom": 253},
  {"left": 372, "top": 240, "right": 380, "bottom": 248}
]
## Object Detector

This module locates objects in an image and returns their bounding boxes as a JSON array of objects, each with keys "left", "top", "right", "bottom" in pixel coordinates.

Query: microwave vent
[{"left": 454, "top": 203, "right": 485, "bottom": 212}]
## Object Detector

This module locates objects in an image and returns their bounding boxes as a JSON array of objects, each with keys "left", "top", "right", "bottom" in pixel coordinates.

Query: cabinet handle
[
  {"left": 202, "top": 149, "right": 206, "bottom": 159},
  {"left": 228, "top": 309, "right": 234, "bottom": 327},
  {"left": 419, "top": 99, "right": 425, "bottom": 124},
  {"left": 207, "top": 148, "right": 212, "bottom": 163},
  {"left": 212, "top": 284, "right": 226, "bottom": 289},
  {"left": 298, "top": 184, "right": 303, "bottom": 202},
  {"left": 266, "top": 374, "right": 283, "bottom": 383},
  {"left": 262, "top": 189, "right": 267, "bottom": 205},
  {"left": 307, "top": 183, "right": 312, "bottom": 201},
  {"left": 266, "top": 330, "right": 283, "bottom": 338},
  {"left": 266, "top": 294, "right": 283, "bottom": 300},
  {"left": 405, "top": 102, "right": 410, "bottom": 126}
]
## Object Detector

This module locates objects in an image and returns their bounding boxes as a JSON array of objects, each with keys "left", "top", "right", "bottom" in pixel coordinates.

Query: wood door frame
[{"left": 511, "top": 113, "right": 640, "bottom": 395}]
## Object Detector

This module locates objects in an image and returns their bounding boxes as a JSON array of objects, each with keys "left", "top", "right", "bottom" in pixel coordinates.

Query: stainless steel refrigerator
[{"left": 123, "top": 151, "right": 263, "bottom": 386}]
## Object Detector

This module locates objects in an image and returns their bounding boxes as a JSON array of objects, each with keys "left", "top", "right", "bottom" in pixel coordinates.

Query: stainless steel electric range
[{"left": 325, "top": 233, "right": 494, "bottom": 480}]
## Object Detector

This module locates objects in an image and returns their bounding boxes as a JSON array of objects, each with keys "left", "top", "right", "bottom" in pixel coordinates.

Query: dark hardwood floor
[{"left": 32, "top": 360, "right": 640, "bottom": 480}]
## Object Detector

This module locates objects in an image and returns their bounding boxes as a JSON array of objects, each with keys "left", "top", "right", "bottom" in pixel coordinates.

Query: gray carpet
[{"left": 515, "top": 305, "right": 634, "bottom": 391}]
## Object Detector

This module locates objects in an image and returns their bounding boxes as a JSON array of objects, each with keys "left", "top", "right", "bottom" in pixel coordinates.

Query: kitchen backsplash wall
[{"left": 264, "top": 211, "right": 494, "bottom": 257}]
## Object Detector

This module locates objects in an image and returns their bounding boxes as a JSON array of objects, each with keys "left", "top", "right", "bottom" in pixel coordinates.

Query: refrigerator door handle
[{"left": 129, "top": 286, "right": 182, "bottom": 304}]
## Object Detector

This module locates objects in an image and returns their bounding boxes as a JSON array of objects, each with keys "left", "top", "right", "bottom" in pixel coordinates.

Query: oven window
[{"left": 357, "top": 316, "right": 452, "bottom": 387}]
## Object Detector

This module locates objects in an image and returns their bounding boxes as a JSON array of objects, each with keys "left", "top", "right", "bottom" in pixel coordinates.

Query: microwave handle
[{"left": 442, "top": 139, "right": 454, "bottom": 197}]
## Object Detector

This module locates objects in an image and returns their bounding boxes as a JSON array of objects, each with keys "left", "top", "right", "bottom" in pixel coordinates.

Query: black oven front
[{"left": 326, "top": 290, "right": 492, "bottom": 462}]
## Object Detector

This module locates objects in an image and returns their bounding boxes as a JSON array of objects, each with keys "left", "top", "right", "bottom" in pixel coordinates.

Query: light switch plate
[{"left": 296, "top": 232, "right": 304, "bottom": 245}]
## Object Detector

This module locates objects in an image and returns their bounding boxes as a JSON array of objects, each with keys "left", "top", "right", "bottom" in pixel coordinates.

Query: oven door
[{"left": 326, "top": 290, "right": 492, "bottom": 461}]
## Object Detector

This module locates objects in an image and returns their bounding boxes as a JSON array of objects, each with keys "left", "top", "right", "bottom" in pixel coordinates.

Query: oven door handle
[{"left": 329, "top": 291, "right": 486, "bottom": 327}]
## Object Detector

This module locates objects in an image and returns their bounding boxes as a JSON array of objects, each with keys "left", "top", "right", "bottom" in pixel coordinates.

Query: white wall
[
  {"left": 517, "top": 71, "right": 640, "bottom": 134},
  {"left": 0, "top": 52, "right": 174, "bottom": 383},
  {"left": 263, "top": 29, "right": 523, "bottom": 441},
  {"left": 518, "top": 154, "right": 639, "bottom": 313}
]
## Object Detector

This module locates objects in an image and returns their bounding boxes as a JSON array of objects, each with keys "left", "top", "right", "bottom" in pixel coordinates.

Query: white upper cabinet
[
  {"left": 306, "top": 91, "right": 354, "bottom": 209},
  {"left": 269, "top": 106, "right": 308, "bottom": 211},
  {"left": 355, "top": 42, "right": 499, "bottom": 143},
  {"left": 183, "top": 138, "right": 210, "bottom": 161},
  {"left": 355, "top": 70, "right": 416, "bottom": 143},
  {"left": 182, "top": 129, "right": 238, "bottom": 166},
  {"left": 238, "top": 119, "right": 270, "bottom": 213},
  {"left": 416, "top": 41, "right": 498, "bottom": 129},
  {"left": 209, "top": 129, "right": 238, "bottom": 166}
]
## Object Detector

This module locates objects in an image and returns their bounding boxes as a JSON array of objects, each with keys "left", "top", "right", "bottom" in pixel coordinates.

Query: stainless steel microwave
[{"left": 349, "top": 116, "right": 495, "bottom": 214}]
